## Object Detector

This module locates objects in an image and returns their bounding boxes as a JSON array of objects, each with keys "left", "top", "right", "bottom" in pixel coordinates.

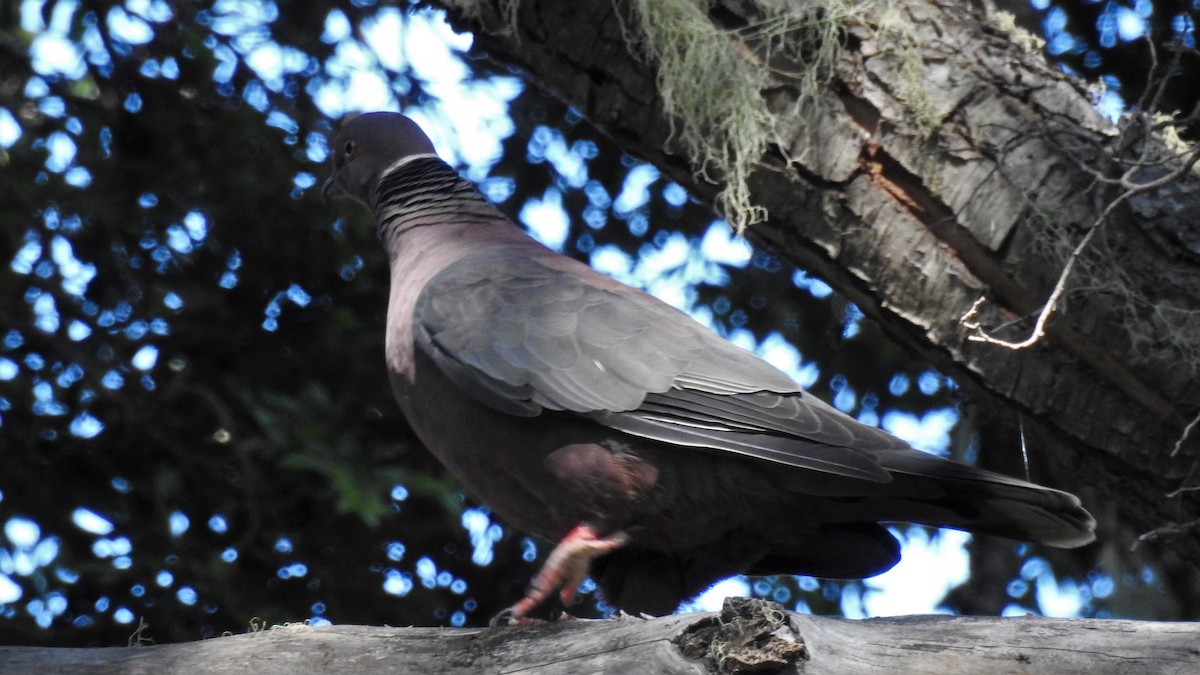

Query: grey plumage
[{"left": 325, "top": 112, "right": 1095, "bottom": 617}]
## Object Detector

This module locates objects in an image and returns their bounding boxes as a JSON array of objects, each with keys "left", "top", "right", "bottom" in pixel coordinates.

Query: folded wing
[{"left": 413, "top": 249, "right": 911, "bottom": 482}]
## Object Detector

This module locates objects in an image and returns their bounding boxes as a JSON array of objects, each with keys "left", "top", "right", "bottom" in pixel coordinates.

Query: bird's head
[{"left": 322, "top": 112, "right": 438, "bottom": 205}]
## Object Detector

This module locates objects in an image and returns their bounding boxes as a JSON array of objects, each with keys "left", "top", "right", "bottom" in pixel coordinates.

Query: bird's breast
[{"left": 390, "top": 347, "right": 583, "bottom": 538}]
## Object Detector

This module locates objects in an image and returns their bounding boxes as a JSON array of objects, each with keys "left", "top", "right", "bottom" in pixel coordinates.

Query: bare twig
[
  {"left": 1133, "top": 519, "right": 1200, "bottom": 550},
  {"left": 961, "top": 29, "right": 1200, "bottom": 351},
  {"left": 1171, "top": 409, "right": 1200, "bottom": 457},
  {"left": 961, "top": 208, "right": 1102, "bottom": 349},
  {"left": 1166, "top": 484, "right": 1200, "bottom": 499},
  {"left": 961, "top": 138, "right": 1200, "bottom": 350}
]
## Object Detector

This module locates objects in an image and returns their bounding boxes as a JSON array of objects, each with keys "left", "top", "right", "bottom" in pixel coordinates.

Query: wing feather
[{"left": 413, "top": 250, "right": 899, "bottom": 479}]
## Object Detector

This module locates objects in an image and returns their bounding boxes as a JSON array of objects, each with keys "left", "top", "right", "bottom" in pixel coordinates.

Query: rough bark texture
[
  {"left": 432, "top": 0, "right": 1200, "bottom": 589},
  {"left": 2, "top": 599, "right": 1195, "bottom": 674}
]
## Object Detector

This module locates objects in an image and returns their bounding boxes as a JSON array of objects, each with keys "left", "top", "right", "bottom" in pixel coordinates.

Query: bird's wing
[{"left": 412, "top": 249, "right": 904, "bottom": 482}]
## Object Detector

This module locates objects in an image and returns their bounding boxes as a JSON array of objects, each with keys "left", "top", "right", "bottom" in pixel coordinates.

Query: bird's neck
[
  {"left": 370, "top": 157, "right": 500, "bottom": 244},
  {"left": 372, "top": 157, "right": 532, "bottom": 380}
]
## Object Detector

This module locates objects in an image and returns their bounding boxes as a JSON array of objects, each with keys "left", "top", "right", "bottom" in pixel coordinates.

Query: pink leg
[{"left": 511, "top": 524, "right": 630, "bottom": 620}]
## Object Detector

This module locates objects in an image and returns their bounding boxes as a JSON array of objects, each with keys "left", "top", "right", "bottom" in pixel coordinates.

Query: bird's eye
[{"left": 344, "top": 140, "right": 356, "bottom": 156}]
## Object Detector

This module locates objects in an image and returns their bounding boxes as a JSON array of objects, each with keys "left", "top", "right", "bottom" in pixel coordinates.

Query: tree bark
[
  {"left": 432, "top": 0, "right": 1200, "bottom": 587},
  {"left": 1, "top": 599, "right": 1194, "bottom": 674}
]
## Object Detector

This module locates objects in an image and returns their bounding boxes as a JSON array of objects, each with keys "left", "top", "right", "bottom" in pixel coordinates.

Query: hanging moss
[
  {"left": 987, "top": 10, "right": 1047, "bottom": 54},
  {"left": 873, "top": 6, "right": 939, "bottom": 138},
  {"left": 625, "top": 0, "right": 863, "bottom": 232},
  {"left": 445, "top": 0, "right": 867, "bottom": 231},
  {"left": 625, "top": 0, "right": 775, "bottom": 231}
]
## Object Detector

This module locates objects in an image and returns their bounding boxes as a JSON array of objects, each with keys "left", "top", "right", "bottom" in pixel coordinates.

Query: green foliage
[{"left": 237, "top": 383, "right": 411, "bottom": 527}]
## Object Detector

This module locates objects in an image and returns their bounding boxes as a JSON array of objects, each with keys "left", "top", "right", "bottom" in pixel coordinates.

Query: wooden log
[{"left": 1, "top": 598, "right": 1195, "bottom": 674}]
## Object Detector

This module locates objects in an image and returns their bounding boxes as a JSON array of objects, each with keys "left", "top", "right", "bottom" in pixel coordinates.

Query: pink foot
[{"left": 510, "top": 524, "right": 629, "bottom": 620}]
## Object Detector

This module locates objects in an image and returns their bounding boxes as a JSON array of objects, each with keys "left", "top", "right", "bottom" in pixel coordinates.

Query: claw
[
  {"left": 488, "top": 607, "right": 517, "bottom": 628},
  {"left": 509, "top": 524, "right": 629, "bottom": 621}
]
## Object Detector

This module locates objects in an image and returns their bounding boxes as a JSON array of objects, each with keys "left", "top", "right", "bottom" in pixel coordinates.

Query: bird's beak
[{"left": 321, "top": 173, "right": 339, "bottom": 202}]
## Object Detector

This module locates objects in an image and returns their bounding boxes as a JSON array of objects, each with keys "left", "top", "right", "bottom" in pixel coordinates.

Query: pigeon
[{"left": 323, "top": 112, "right": 1095, "bottom": 620}]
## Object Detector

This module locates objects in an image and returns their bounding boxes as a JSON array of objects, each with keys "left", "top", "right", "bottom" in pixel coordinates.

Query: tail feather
[
  {"left": 879, "top": 451, "right": 1096, "bottom": 548},
  {"left": 794, "top": 450, "right": 1096, "bottom": 549}
]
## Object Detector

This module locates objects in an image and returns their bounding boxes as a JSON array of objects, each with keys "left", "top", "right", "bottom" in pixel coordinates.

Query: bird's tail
[{"left": 873, "top": 451, "right": 1096, "bottom": 548}]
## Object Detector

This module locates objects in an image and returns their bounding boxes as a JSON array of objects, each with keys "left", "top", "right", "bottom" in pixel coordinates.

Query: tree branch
[{"left": 2, "top": 599, "right": 1195, "bottom": 674}]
